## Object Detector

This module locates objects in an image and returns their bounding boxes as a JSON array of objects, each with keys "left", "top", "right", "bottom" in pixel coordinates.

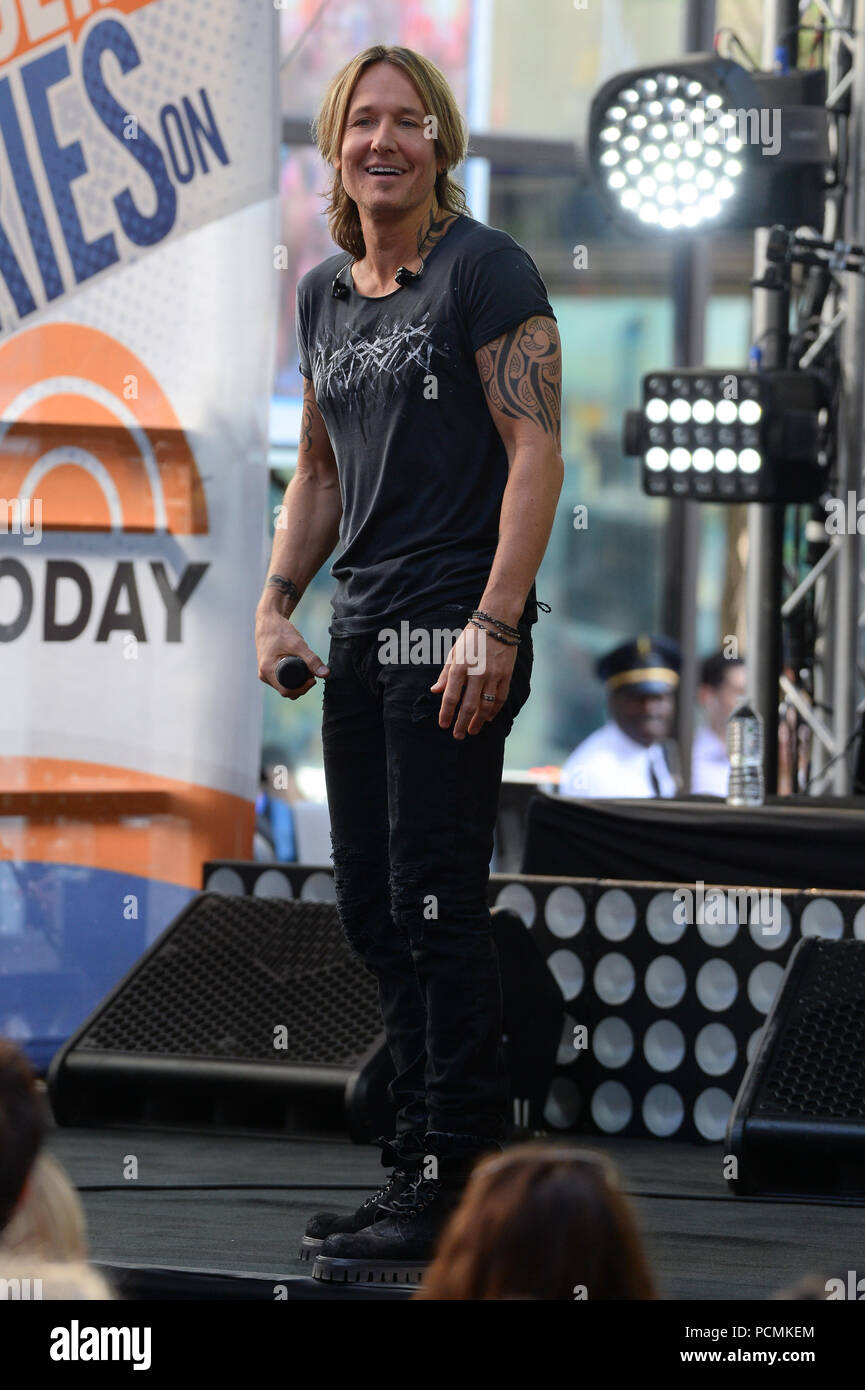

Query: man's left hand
[{"left": 431, "top": 625, "right": 518, "bottom": 739}]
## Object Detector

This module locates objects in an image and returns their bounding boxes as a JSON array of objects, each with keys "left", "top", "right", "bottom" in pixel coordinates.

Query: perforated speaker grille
[
  {"left": 77, "top": 895, "right": 381, "bottom": 1067},
  {"left": 753, "top": 940, "right": 865, "bottom": 1121}
]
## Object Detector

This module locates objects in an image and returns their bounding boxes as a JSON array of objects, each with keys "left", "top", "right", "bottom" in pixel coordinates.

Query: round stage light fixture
[
  {"left": 589, "top": 56, "right": 830, "bottom": 236},
  {"left": 592, "top": 67, "right": 745, "bottom": 233}
]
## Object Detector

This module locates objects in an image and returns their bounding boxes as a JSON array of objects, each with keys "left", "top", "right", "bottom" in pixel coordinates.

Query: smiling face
[
  {"left": 335, "top": 62, "right": 441, "bottom": 225},
  {"left": 610, "top": 686, "right": 676, "bottom": 748}
]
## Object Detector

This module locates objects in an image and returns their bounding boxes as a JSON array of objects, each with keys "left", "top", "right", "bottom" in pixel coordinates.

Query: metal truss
[{"left": 765, "top": 0, "right": 865, "bottom": 792}]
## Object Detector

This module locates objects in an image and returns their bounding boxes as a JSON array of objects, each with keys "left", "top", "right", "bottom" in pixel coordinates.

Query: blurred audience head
[
  {"left": 771, "top": 1273, "right": 830, "bottom": 1300},
  {"left": 698, "top": 651, "right": 746, "bottom": 738},
  {"left": 0, "top": 1152, "right": 87, "bottom": 1262},
  {"left": 0, "top": 1257, "right": 114, "bottom": 1300},
  {"left": 0, "top": 1038, "right": 45, "bottom": 1234},
  {"left": 610, "top": 686, "right": 676, "bottom": 749},
  {"left": 415, "top": 1143, "right": 658, "bottom": 1300}
]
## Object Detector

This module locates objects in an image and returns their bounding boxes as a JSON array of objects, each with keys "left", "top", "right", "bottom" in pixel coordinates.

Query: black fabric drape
[{"left": 522, "top": 793, "right": 865, "bottom": 890}]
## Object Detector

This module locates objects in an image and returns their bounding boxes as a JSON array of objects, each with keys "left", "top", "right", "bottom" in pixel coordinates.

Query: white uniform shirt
[
  {"left": 559, "top": 721, "right": 677, "bottom": 798},
  {"left": 691, "top": 725, "right": 729, "bottom": 796}
]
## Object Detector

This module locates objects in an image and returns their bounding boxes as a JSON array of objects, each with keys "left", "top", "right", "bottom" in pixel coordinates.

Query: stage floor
[{"left": 46, "top": 1119, "right": 865, "bottom": 1300}]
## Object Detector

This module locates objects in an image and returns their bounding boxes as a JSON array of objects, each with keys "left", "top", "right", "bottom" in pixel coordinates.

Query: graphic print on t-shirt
[{"left": 310, "top": 311, "right": 448, "bottom": 410}]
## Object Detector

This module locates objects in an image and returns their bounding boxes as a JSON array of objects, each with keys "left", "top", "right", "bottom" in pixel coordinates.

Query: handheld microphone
[{"left": 275, "top": 656, "right": 315, "bottom": 691}]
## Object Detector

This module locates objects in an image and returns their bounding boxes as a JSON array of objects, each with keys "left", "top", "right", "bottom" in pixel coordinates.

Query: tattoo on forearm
[
  {"left": 477, "top": 316, "right": 561, "bottom": 442},
  {"left": 267, "top": 574, "right": 300, "bottom": 602}
]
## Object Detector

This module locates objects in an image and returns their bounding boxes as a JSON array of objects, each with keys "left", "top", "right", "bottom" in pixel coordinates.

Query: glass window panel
[
  {"left": 279, "top": 0, "right": 471, "bottom": 116},
  {"left": 713, "top": 1, "right": 765, "bottom": 68},
  {"left": 489, "top": 0, "right": 687, "bottom": 140}
]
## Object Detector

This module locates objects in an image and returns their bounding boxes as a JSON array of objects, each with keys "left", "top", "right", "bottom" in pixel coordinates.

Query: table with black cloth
[{"left": 520, "top": 793, "right": 865, "bottom": 891}]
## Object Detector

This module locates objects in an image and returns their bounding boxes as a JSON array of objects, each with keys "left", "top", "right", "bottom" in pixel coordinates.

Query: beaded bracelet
[
  {"left": 469, "top": 617, "right": 520, "bottom": 647},
  {"left": 472, "top": 608, "right": 521, "bottom": 637}
]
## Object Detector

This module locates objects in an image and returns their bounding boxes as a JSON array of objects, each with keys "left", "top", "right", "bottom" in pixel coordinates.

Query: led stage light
[
  {"left": 589, "top": 58, "right": 830, "bottom": 236},
  {"left": 624, "top": 368, "right": 830, "bottom": 503}
]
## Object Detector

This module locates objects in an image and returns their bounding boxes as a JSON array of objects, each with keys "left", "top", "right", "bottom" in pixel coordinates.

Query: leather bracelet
[
  {"left": 471, "top": 608, "right": 521, "bottom": 637},
  {"left": 469, "top": 617, "right": 520, "bottom": 646}
]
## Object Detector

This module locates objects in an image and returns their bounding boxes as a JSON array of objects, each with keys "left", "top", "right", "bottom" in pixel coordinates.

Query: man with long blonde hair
[{"left": 255, "top": 44, "right": 564, "bottom": 1283}]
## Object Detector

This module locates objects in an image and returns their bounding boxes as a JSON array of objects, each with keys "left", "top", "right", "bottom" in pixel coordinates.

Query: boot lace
[
  {"left": 359, "top": 1171, "right": 403, "bottom": 1212},
  {"left": 359, "top": 1135, "right": 420, "bottom": 1212},
  {"left": 379, "top": 1173, "right": 442, "bottom": 1220}
]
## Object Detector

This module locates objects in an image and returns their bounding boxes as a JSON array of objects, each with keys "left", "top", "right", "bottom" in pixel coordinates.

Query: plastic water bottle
[{"left": 726, "top": 702, "right": 764, "bottom": 806}]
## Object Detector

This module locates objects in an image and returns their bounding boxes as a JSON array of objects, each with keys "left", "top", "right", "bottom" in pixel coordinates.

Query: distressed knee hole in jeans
[
  {"left": 331, "top": 841, "right": 387, "bottom": 960},
  {"left": 390, "top": 862, "right": 435, "bottom": 936},
  {"left": 391, "top": 869, "right": 492, "bottom": 950}
]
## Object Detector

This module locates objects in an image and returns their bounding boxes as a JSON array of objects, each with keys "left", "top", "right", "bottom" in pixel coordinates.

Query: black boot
[
  {"left": 311, "top": 1139, "right": 497, "bottom": 1284},
  {"left": 298, "top": 1132, "right": 426, "bottom": 1261}
]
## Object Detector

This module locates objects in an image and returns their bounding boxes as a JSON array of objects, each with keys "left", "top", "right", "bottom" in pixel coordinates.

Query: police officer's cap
[{"left": 596, "top": 635, "right": 681, "bottom": 694}]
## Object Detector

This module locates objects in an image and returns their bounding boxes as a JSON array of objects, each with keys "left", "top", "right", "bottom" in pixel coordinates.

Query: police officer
[{"left": 559, "top": 635, "right": 681, "bottom": 798}]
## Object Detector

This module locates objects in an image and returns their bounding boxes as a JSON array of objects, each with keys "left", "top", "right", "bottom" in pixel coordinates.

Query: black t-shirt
[{"left": 296, "top": 213, "right": 556, "bottom": 636}]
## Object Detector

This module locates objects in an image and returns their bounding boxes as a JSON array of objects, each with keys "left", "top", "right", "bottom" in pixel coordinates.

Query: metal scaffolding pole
[
  {"left": 830, "top": 0, "right": 865, "bottom": 790},
  {"left": 668, "top": 251, "right": 708, "bottom": 794},
  {"left": 665, "top": 0, "right": 716, "bottom": 794},
  {"left": 762, "top": 0, "right": 859, "bottom": 791},
  {"left": 745, "top": 0, "right": 801, "bottom": 794},
  {"left": 807, "top": 0, "right": 850, "bottom": 788}
]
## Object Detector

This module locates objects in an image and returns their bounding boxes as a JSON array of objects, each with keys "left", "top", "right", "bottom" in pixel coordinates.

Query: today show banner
[{"left": 0, "top": 0, "right": 281, "bottom": 1060}]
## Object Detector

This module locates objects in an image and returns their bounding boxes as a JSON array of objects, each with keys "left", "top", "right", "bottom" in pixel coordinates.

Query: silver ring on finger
[{"left": 481, "top": 694, "right": 496, "bottom": 703}]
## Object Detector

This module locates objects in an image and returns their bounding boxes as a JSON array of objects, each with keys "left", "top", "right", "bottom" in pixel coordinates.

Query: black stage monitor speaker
[
  {"left": 726, "top": 937, "right": 865, "bottom": 1198},
  {"left": 48, "top": 894, "right": 561, "bottom": 1140}
]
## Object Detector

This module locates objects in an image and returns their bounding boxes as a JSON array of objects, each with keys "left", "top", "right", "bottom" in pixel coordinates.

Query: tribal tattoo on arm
[
  {"left": 476, "top": 316, "right": 562, "bottom": 448},
  {"left": 267, "top": 574, "right": 301, "bottom": 603},
  {"left": 299, "top": 394, "right": 313, "bottom": 453},
  {"left": 298, "top": 373, "right": 321, "bottom": 457}
]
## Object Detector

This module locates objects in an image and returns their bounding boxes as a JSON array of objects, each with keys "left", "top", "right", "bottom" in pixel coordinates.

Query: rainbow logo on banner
[{"left": 0, "top": 322, "right": 207, "bottom": 533}]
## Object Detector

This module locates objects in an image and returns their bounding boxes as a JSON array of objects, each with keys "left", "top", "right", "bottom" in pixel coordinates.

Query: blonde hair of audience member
[
  {"left": 0, "top": 1152, "right": 87, "bottom": 1261},
  {"left": 415, "top": 1143, "right": 658, "bottom": 1300},
  {"left": 0, "top": 1256, "right": 113, "bottom": 1300}
]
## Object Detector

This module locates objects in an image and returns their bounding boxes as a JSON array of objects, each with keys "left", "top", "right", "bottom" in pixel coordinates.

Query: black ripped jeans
[{"left": 321, "top": 599, "right": 533, "bottom": 1144}]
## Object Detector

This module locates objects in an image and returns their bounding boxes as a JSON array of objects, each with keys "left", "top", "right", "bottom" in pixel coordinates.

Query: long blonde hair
[
  {"left": 312, "top": 45, "right": 470, "bottom": 259},
  {"left": 0, "top": 1152, "right": 87, "bottom": 1262},
  {"left": 0, "top": 1256, "right": 113, "bottom": 1299}
]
